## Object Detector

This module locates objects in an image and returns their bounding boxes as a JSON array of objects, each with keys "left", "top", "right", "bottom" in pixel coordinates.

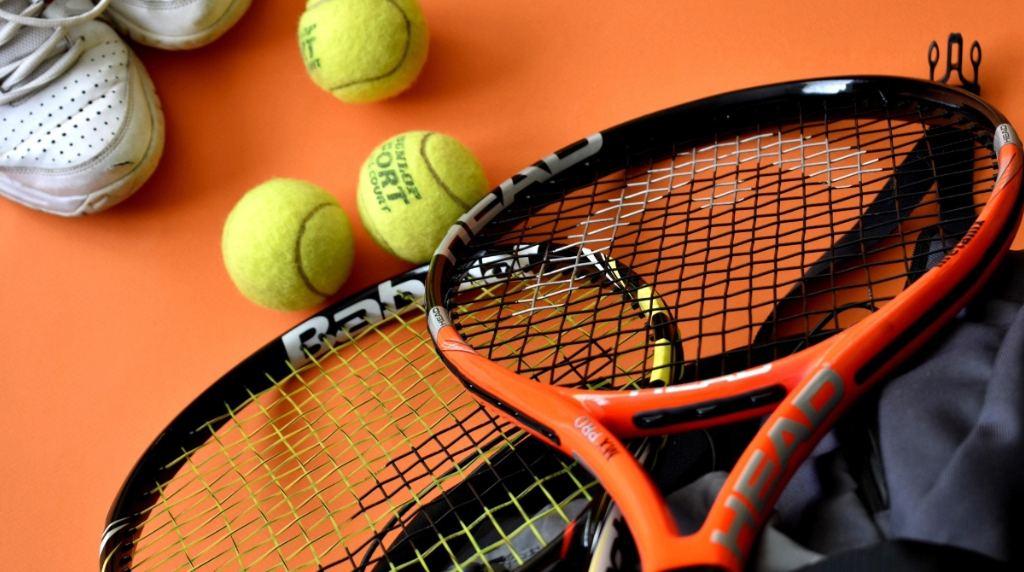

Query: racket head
[
  {"left": 426, "top": 77, "right": 1024, "bottom": 571},
  {"left": 100, "top": 267, "right": 610, "bottom": 572}
]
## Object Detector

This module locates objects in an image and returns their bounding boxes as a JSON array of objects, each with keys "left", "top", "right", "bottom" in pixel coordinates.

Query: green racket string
[{"left": 120, "top": 299, "right": 597, "bottom": 572}]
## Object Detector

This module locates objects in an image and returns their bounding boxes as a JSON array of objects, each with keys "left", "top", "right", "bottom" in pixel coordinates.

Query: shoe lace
[{"left": 0, "top": 0, "right": 114, "bottom": 105}]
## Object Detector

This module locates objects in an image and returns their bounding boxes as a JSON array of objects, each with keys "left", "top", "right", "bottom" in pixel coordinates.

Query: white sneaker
[
  {"left": 0, "top": 0, "right": 164, "bottom": 216},
  {"left": 104, "top": 0, "right": 252, "bottom": 50}
]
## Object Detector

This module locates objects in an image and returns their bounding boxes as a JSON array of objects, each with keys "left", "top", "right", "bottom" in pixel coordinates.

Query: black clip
[{"left": 928, "top": 33, "right": 981, "bottom": 95}]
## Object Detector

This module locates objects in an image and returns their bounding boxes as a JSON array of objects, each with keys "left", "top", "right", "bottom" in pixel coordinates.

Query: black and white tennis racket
[{"left": 100, "top": 267, "right": 622, "bottom": 572}]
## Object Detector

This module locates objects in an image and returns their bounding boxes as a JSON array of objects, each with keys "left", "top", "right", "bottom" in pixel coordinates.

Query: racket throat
[
  {"left": 633, "top": 385, "right": 787, "bottom": 429},
  {"left": 706, "top": 368, "right": 846, "bottom": 563}
]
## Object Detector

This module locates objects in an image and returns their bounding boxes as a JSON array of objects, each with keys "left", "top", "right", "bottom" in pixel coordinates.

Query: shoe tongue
[
  {"left": 1, "top": 0, "right": 32, "bottom": 16},
  {"left": 1, "top": 0, "right": 86, "bottom": 90},
  {"left": 1, "top": 1, "right": 49, "bottom": 70}
]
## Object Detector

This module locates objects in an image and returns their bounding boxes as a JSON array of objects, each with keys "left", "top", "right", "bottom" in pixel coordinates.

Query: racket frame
[
  {"left": 427, "top": 77, "right": 1024, "bottom": 572},
  {"left": 100, "top": 268, "right": 429, "bottom": 572}
]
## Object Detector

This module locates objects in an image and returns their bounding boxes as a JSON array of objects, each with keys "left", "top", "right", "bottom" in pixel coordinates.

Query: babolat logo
[
  {"left": 710, "top": 369, "right": 845, "bottom": 559},
  {"left": 436, "top": 134, "right": 604, "bottom": 261},
  {"left": 575, "top": 416, "right": 620, "bottom": 460},
  {"left": 281, "top": 276, "right": 425, "bottom": 367}
]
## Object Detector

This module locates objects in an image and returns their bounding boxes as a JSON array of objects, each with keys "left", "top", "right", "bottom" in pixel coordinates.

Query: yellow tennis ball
[
  {"left": 298, "top": 0, "right": 429, "bottom": 104},
  {"left": 223, "top": 179, "right": 355, "bottom": 312},
  {"left": 357, "top": 131, "right": 489, "bottom": 264}
]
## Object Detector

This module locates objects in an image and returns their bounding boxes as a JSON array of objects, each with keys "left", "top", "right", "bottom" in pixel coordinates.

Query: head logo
[{"left": 710, "top": 368, "right": 845, "bottom": 559}]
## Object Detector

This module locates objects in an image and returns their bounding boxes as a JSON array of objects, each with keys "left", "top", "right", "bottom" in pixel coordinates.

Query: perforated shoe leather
[{"left": 0, "top": 0, "right": 165, "bottom": 215}]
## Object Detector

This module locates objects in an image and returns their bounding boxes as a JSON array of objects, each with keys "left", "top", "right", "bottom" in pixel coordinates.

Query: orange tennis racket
[{"left": 426, "top": 77, "right": 1024, "bottom": 572}]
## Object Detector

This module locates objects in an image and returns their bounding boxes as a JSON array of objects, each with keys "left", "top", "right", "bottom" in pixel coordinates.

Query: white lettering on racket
[
  {"left": 575, "top": 416, "right": 620, "bottom": 460},
  {"left": 435, "top": 134, "right": 604, "bottom": 261},
  {"left": 281, "top": 276, "right": 425, "bottom": 367},
  {"left": 460, "top": 243, "right": 544, "bottom": 288},
  {"left": 711, "top": 368, "right": 845, "bottom": 559}
]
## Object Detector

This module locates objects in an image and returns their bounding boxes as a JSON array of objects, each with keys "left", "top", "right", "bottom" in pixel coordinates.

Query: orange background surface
[{"left": 1, "top": 1, "right": 1022, "bottom": 570}]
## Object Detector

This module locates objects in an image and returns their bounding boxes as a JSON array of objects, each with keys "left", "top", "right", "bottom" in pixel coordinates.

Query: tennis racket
[
  {"left": 426, "top": 76, "right": 1024, "bottom": 572},
  {"left": 100, "top": 267, "right": 618, "bottom": 572}
]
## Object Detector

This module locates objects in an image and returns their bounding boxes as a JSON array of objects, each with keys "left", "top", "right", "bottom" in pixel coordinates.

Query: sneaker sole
[
  {"left": 0, "top": 51, "right": 166, "bottom": 217},
  {"left": 106, "top": 0, "right": 253, "bottom": 50}
]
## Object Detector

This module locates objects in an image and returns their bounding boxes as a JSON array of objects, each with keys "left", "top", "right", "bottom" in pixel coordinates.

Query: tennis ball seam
[
  {"left": 420, "top": 132, "right": 473, "bottom": 211},
  {"left": 319, "top": 0, "right": 413, "bottom": 93},
  {"left": 295, "top": 202, "right": 340, "bottom": 298}
]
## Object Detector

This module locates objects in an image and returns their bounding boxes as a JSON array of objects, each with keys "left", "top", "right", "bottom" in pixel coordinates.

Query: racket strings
[
  {"left": 452, "top": 257, "right": 661, "bottom": 389},
  {"left": 466, "top": 166, "right": 987, "bottom": 315},
  {"left": 467, "top": 140, "right": 988, "bottom": 301},
  {"left": 122, "top": 303, "right": 597, "bottom": 572},
  {"left": 481, "top": 105, "right": 977, "bottom": 236},
  {"left": 508, "top": 141, "right": 986, "bottom": 259},
  {"left": 446, "top": 96, "right": 998, "bottom": 386}
]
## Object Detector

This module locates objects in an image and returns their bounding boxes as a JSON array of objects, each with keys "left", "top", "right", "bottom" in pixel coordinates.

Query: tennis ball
[
  {"left": 357, "top": 131, "right": 489, "bottom": 263},
  {"left": 298, "top": 0, "right": 429, "bottom": 104},
  {"left": 223, "top": 179, "right": 355, "bottom": 312}
]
